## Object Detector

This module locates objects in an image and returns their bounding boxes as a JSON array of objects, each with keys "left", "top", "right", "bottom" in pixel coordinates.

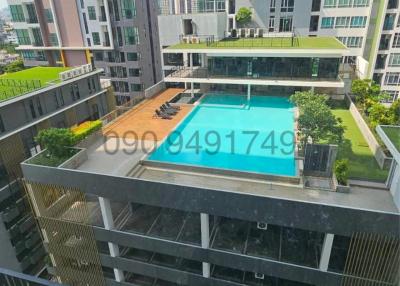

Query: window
[
  {"left": 32, "top": 28, "right": 43, "bottom": 46},
  {"left": 311, "top": 0, "right": 321, "bottom": 11},
  {"left": 82, "top": 13, "right": 89, "bottom": 34},
  {"left": 337, "top": 37, "right": 347, "bottom": 45},
  {"left": 29, "top": 99, "right": 36, "bottom": 118},
  {"left": 15, "top": 29, "right": 31, "bottom": 45},
  {"left": 10, "top": 5, "right": 25, "bottom": 22},
  {"left": 130, "top": 84, "right": 143, "bottom": 92},
  {"left": 124, "top": 27, "right": 139, "bottom": 45},
  {"left": 388, "top": 54, "right": 400, "bottom": 66},
  {"left": 338, "top": 0, "right": 352, "bottom": 6},
  {"left": 385, "top": 73, "right": 400, "bottom": 86},
  {"left": 45, "top": 9, "right": 53, "bottom": 23},
  {"left": 88, "top": 6, "right": 96, "bottom": 20},
  {"left": 383, "top": 90, "right": 399, "bottom": 102},
  {"left": 279, "top": 16, "right": 293, "bottom": 32},
  {"left": 0, "top": 115, "right": 4, "bottom": 133},
  {"left": 269, "top": 16, "right": 275, "bottom": 32},
  {"left": 36, "top": 98, "right": 43, "bottom": 116},
  {"left": 321, "top": 17, "right": 335, "bottom": 28},
  {"left": 216, "top": 0, "right": 226, "bottom": 11},
  {"left": 270, "top": 0, "right": 276, "bottom": 12},
  {"left": 49, "top": 33, "right": 58, "bottom": 46},
  {"left": 393, "top": 33, "right": 400, "bottom": 48},
  {"left": 121, "top": 0, "right": 136, "bottom": 19},
  {"left": 94, "top": 52, "right": 104, "bottom": 61},
  {"left": 350, "top": 16, "right": 367, "bottom": 28},
  {"left": 54, "top": 93, "right": 59, "bottom": 109},
  {"left": 324, "top": 0, "right": 337, "bottom": 7},
  {"left": 281, "top": 0, "right": 294, "bottom": 12},
  {"left": 347, "top": 37, "right": 363, "bottom": 47},
  {"left": 309, "top": 16, "right": 319, "bottom": 32},
  {"left": 129, "top": 68, "right": 141, "bottom": 77},
  {"left": 353, "top": 0, "right": 369, "bottom": 6},
  {"left": 87, "top": 38, "right": 91, "bottom": 47},
  {"left": 127, "top": 52, "right": 139, "bottom": 61},
  {"left": 26, "top": 3, "right": 38, "bottom": 23},
  {"left": 92, "top": 32, "right": 100, "bottom": 45},
  {"left": 335, "top": 17, "right": 350, "bottom": 28}
]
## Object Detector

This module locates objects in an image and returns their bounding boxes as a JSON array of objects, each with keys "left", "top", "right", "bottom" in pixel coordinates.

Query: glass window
[
  {"left": 279, "top": 16, "right": 293, "bottom": 32},
  {"left": 129, "top": 68, "right": 141, "bottom": 77},
  {"left": 347, "top": 37, "right": 363, "bottom": 47},
  {"left": 10, "top": 5, "right": 25, "bottom": 22},
  {"left": 388, "top": 54, "right": 400, "bottom": 66},
  {"left": 15, "top": 29, "right": 31, "bottom": 45},
  {"left": 270, "top": 0, "right": 276, "bottom": 12},
  {"left": 123, "top": 27, "right": 139, "bottom": 45},
  {"left": 45, "top": 9, "right": 53, "bottom": 23},
  {"left": 131, "top": 84, "right": 143, "bottom": 92},
  {"left": 393, "top": 33, "right": 400, "bottom": 48},
  {"left": 385, "top": 73, "right": 400, "bottom": 86},
  {"left": 0, "top": 114, "right": 5, "bottom": 133},
  {"left": 127, "top": 52, "right": 139, "bottom": 61},
  {"left": 353, "top": 0, "right": 369, "bottom": 6},
  {"left": 321, "top": 17, "right": 335, "bottom": 28},
  {"left": 281, "top": 0, "right": 294, "bottom": 12},
  {"left": 269, "top": 16, "right": 275, "bottom": 32},
  {"left": 92, "top": 32, "right": 100, "bottom": 45},
  {"left": 94, "top": 52, "right": 104, "bottom": 61},
  {"left": 121, "top": 0, "right": 136, "bottom": 19},
  {"left": 338, "top": 0, "right": 352, "bottom": 6},
  {"left": 350, "top": 16, "right": 367, "bottom": 27},
  {"left": 49, "top": 33, "right": 58, "bottom": 46},
  {"left": 335, "top": 16, "right": 350, "bottom": 28},
  {"left": 87, "top": 6, "right": 97, "bottom": 20},
  {"left": 324, "top": 0, "right": 337, "bottom": 7}
]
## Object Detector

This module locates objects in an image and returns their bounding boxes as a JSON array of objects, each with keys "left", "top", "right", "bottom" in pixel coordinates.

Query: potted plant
[{"left": 334, "top": 159, "right": 350, "bottom": 193}]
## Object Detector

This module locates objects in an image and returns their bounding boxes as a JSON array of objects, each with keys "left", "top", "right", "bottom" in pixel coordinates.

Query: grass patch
[
  {"left": 168, "top": 37, "right": 346, "bottom": 50},
  {"left": 0, "top": 66, "right": 69, "bottom": 101},
  {"left": 332, "top": 108, "right": 388, "bottom": 182},
  {"left": 28, "top": 149, "right": 79, "bottom": 167},
  {"left": 382, "top": 126, "right": 400, "bottom": 152}
]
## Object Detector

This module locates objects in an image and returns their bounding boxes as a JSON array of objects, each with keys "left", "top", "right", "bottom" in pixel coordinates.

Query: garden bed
[{"left": 28, "top": 149, "right": 80, "bottom": 167}]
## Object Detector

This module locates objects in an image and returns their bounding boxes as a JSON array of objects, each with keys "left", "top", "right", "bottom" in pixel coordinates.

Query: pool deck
[{"left": 103, "top": 88, "right": 192, "bottom": 141}]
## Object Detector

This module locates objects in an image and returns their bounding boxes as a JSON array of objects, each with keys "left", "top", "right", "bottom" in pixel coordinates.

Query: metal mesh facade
[{"left": 24, "top": 181, "right": 105, "bottom": 286}]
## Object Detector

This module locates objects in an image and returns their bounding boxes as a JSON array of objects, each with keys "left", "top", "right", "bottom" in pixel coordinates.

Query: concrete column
[
  {"left": 319, "top": 233, "right": 334, "bottom": 272},
  {"left": 200, "top": 213, "right": 210, "bottom": 278},
  {"left": 189, "top": 53, "right": 194, "bottom": 97},
  {"left": 247, "top": 84, "right": 251, "bottom": 101},
  {"left": 310, "top": 86, "right": 315, "bottom": 93},
  {"left": 184, "top": 0, "right": 188, "bottom": 14},
  {"left": 98, "top": 197, "right": 124, "bottom": 282}
]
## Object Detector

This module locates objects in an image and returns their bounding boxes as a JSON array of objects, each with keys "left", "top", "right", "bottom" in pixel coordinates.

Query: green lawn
[
  {"left": 332, "top": 108, "right": 388, "bottom": 182},
  {"left": 382, "top": 126, "right": 400, "bottom": 152},
  {"left": 0, "top": 67, "right": 69, "bottom": 102},
  {"left": 168, "top": 36, "right": 346, "bottom": 50}
]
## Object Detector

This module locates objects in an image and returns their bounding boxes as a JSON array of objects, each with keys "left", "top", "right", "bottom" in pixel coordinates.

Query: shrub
[
  {"left": 236, "top": 7, "right": 252, "bottom": 25},
  {"left": 368, "top": 103, "right": 394, "bottom": 128},
  {"left": 71, "top": 120, "right": 102, "bottom": 142},
  {"left": 35, "top": 128, "right": 75, "bottom": 158},
  {"left": 390, "top": 99, "right": 400, "bottom": 125},
  {"left": 335, "top": 159, "right": 349, "bottom": 185}
]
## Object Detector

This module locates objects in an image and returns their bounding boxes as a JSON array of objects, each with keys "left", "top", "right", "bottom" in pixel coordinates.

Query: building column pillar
[
  {"left": 319, "top": 233, "right": 334, "bottom": 272},
  {"left": 310, "top": 86, "right": 315, "bottom": 93},
  {"left": 247, "top": 84, "right": 251, "bottom": 101},
  {"left": 200, "top": 213, "right": 211, "bottom": 278},
  {"left": 98, "top": 197, "right": 124, "bottom": 282},
  {"left": 189, "top": 53, "right": 194, "bottom": 97}
]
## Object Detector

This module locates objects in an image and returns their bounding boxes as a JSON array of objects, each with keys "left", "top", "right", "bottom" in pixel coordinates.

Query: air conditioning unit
[
  {"left": 182, "top": 36, "right": 190, "bottom": 44},
  {"left": 191, "top": 36, "right": 200, "bottom": 44},
  {"left": 257, "top": 222, "right": 268, "bottom": 230},
  {"left": 255, "top": 273, "right": 265, "bottom": 280}
]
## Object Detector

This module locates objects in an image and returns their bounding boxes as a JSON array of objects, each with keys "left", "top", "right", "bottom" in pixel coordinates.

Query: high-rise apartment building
[
  {"left": 0, "top": 65, "right": 115, "bottom": 276},
  {"left": 7, "top": 0, "right": 163, "bottom": 104},
  {"left": 158, "top": 0, "right": 399, "bottom": 101}
]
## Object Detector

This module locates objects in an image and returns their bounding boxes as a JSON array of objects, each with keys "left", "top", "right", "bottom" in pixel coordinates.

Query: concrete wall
[
  {"left": 389, "top": 161, "right": 400, "bottom": 210},
  {"left": 158, "top": 12, "right": 227, "bottom": 46}
]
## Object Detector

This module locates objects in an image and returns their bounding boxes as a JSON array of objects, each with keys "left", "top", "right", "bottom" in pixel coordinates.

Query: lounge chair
[
  {"left": 154, "top": 109, "right": 172, "bottom": 119},
  {"left": 160, "top": 105, "right": 178, "bottom": 115},
  {"left": 165, "top": 102, "right": 181, "bottom": 110}
]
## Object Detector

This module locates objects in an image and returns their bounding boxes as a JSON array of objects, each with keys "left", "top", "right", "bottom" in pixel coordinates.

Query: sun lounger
[
  {"left": 154, "top": 109, "right": 172, "bottom": 119},
  {"left": 160, "top": 105, "right": 178, "bottom": 115},
  {"left": 166, "top": 102, "right": 181, "bottom": 110}
]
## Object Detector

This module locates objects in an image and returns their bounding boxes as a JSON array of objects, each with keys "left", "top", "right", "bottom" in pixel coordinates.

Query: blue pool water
[{"left": 149, "top": 94, "right": 296, "bottom": 176}]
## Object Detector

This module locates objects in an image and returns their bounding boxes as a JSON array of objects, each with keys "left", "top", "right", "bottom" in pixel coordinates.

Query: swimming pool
[{"left": 148, "top": 93, "right": 296, "bottom": 177}]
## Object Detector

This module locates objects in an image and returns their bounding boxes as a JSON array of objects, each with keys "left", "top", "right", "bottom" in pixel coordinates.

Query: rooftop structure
[
  {"left": 0, "top": 67, "right": 69, "bottom": 101},
  {"left": 21, "top": 85, "right": 400, "bottom": 286}
]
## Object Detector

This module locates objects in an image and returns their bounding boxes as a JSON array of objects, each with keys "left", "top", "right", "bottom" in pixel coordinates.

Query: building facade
[
  {"left": 0, "top": 65, "right": 115, "bottom": 276},
  {"left": 158, "top": 0, "right": 399, "bottom": 101},
  {"left": 7, "top": 0, "right": 163, "bottom": 104}
]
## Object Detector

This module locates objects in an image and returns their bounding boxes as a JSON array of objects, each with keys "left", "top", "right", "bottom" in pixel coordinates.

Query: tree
[
  {"left": 389, "top": 99, "right": 400, "bottom": 125},
  {"left": 236, "top": 7, "right": 252, "bottom": 26},
  {"left": 35, "top": 128, "right": 76, "bottom": 158},
  {"left": 351, "top": 79, "right": 387, "bottom": 112},
  {"left": 290, "top": 91, "right": 344, "bottom": 148},
  {"left": 368, "top": 103, "right": 395, "bottom": 128}
]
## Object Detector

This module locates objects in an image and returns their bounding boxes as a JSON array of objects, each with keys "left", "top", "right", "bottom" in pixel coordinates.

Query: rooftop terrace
[
  {"left": 0, "top": 67, "right": 69, "bottom": 102},
  {"left": 167, "top": 36, "right": 347, "bottom": 50}
]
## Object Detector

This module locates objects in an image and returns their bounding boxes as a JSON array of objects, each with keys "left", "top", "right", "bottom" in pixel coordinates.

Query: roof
[
  {"left": 377, "top": 125, "right": 400, "bottom": 156},
  {"left": 166, "top": 36, "right": 347, "bottom": 50},
  {"left": 0, "top": 66, "right": 70, "bottom": 102}
]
